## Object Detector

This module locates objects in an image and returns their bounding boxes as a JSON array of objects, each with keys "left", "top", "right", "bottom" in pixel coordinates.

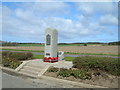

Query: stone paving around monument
[
  {"left": 15, "top": 59, "right": 73, "bottom": 78},
  {"left": 1, "top": 60, "right": 106, "bottom": 88}
]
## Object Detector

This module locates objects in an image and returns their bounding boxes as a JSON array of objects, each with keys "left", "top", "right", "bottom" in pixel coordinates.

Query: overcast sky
[{"left": 1, "top": 1, "right": 118, "bottom": 43}]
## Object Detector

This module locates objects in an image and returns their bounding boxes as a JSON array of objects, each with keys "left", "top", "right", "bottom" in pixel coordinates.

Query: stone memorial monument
[{"left": 44, "top": 28, "right": 58, "bottom": 63}]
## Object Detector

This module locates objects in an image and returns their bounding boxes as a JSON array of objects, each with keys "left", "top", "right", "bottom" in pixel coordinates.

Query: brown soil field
[{"left": 1, "top": 45, "right": 118, "bottom": 55}]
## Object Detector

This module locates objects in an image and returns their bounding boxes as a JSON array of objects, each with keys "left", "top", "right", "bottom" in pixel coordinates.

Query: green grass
[
  {"left": 14, "top": 44, "right": 80, "bottom": 47},
  {"left": 58, "top": 44, "right": 81, "bottom": 46},
  {"left": 12, "top": 44, "right": 80, "bottom": 47},
  {"left": 65, "top": 52, "right": 119, "bottom": 56},
  {"left": 16, "top": 44, "right": 44, "bottom": 47},
  {"left": 58, "top": 44, "right": 102, "bottom": 46},
  {"left": 2, "top": 49, "right": 44, "bottom": 53},
  {"left": 64, "top": 57, "right": 76, "bottom": 61},
  {"left": 33, "top": 55, "right": 75, "bottom": 61},
  {"left": 1, "top": 48, "right": 119, "bottom": 56},
  {"left": 33, "top": 55, "right": 44, "bottom": 59},
  {"left": 12, "top": 43, "right": 103, "bottom": 47}
]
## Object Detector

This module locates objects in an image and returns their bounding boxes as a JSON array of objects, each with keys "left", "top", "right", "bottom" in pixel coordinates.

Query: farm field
[
  {"left": 1, "top": 45, "right": 118, "bottom": 55},
  {"left": 16, "top": 44, "right": 44, "bottom": 47},
  {"left": 14, "top": 44, "right": 103, "bottom": 47}
]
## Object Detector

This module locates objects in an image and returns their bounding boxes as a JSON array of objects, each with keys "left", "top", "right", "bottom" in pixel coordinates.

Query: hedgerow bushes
[
  {"left": 2, "top": 56, "right": 22, "bottom": 69},
  {"left": 57, "top": 68, "right": 92, "bottom": 80},
  {"left": 2, "top": 51, "right": 33, "bottom": 60},
  {"left": 48, "top": 67, "right": 92, "bottom": 80},
  {"left": 48, "top": 67, "right": 59, "bottom": 72},
  {"left": 58, "top": 68, "right": 72, "bottom": 77},
  {"left": 2, "top": 51, "right": 33, "bottom": 69},
  {"left": 47, "top": 56, "right": 119, "bottom": 81},
  {"left": 73, "top": 56, "right": 120, "bottom": 76}
]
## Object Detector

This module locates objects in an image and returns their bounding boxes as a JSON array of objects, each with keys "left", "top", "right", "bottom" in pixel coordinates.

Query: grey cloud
[
  {"left": 99, "top": 14, "right": 118, "bottom": 26},
  {"left": 2, "top": 2, "right": 118, "bottom": 42}
]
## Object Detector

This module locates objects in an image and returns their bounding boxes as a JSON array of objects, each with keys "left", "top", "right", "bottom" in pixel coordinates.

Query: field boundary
[
  {"left": 1, "top": 48, "right": 119, "bottom": 56},
  {"left": 40, "top": 75, "right": 107, "bottom": 88}
]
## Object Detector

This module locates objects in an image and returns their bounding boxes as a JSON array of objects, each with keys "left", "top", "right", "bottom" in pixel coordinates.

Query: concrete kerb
[
  {"left": 0, "top": 65, "right": 15, "bottom": 73},
  {"left": 0, "top": 60, "right": 109, "bottom": 88},
  {"left": 40, "top": 76, "right": 108, "bottom": 88},
  {"left": 15, "top": 61, "right": 29, "bottom": 72},
  {"left": 38, "top": 65, "right": 51, "bottom": 77}
]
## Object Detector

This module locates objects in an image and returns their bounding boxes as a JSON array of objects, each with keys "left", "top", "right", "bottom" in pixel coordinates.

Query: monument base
[{"left": 43, "top": 57, "right": 58, "bottom": 63}]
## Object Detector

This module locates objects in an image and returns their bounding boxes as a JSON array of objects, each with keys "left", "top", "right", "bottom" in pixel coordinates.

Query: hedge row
[
  {"left": 2, "top": 51, "right": 33, "bottom": 69},
  {"left": 58, "top": 68, "right": 91, "bottom": 80},
  {"left": 2, "top": 56, "right": 22, "bottom": 69},
  {"left": 73, "top": 56, "right": 120, "bottom": 76},
  {"left": 2, "top": 51, "right": 33, "bottom": 61},
  {"left": 48, "top": 67, "right": 92, "bottom": 80}
]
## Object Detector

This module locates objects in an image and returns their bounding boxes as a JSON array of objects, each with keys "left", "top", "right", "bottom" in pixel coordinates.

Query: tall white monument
[{"left": 44, "top": 28, "right": 58, "bottom": 62}]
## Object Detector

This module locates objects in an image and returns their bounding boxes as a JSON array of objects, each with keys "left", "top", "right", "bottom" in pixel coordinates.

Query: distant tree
[
  {"left": 108, "top": 41, "right": 120, "bottom": 45},
  {"left": 2, "top": 41, "right": 18, "bottom": 46},
  {"left": 84, "top": 43, "right": 87, "bottom": 46}
]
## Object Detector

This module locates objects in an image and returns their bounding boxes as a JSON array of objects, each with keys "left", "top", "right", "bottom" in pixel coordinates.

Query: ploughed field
[{"left": 1, "top": 45, "right": 118, "bottom": 55}]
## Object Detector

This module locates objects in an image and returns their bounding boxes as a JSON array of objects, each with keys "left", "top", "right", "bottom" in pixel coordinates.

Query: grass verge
[
  {"left": 33, "top": 55, "right": 75, "bottom": 61},
  {"left": 2, "top": 48, "right": 44, "bottom": 52},
  {"left": 64, "top": 57, "right": 76, "bottom": 61},
  {"left": 65, "top": 52, "right": 119, "bottom": 56},
  {"left": 1, "top": 48, "right": 119, "bottom": 56},
  {"left": 33, "top": 55, "right": 44, "bottom": 59},
  {"left": 16, "top": 44, "right": 44, "bottom": 47}
]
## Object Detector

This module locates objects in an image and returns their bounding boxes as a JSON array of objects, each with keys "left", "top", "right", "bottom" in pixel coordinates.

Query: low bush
[
  {"left": 2, "top": 51, "right": 33, "bottom": 60},
  {"left": 48, "top": 67, "right": 59, "bottom": 72},
  {"left": 2, "top": 51, "right": 33, "bottom": 69},
  {"left": 2, "top": 51, "right": 12, "bottom": 57},
  {"left": 73, "top": 56, "right": 120, "bottom": 76},
  {"left": 84, "top": 44, "right": 87, "bottom": 46},
  {"left": 57, "top": 68, "right": 92, "bottom": 80},
  {"left": 72, "top": 70, "right": 92, "bottom": 80},
  {"left": 26, "top": 53, "right": 33, "bottom": 59},
  {"left": 2, "top": 56, "right": 22, "bottom": 69},
  {"left": 58, "top": 68, "right": 72, "bottom": 77}
]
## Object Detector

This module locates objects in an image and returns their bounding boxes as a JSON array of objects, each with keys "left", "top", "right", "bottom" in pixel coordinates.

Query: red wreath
[{"left": 44, "top": 57, "right": 58, "bottom": 62}]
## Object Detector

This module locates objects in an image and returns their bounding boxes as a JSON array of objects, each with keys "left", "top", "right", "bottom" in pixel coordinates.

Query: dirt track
[{"left": 1, "top": 45, "right": 118, "bottom": 55}]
